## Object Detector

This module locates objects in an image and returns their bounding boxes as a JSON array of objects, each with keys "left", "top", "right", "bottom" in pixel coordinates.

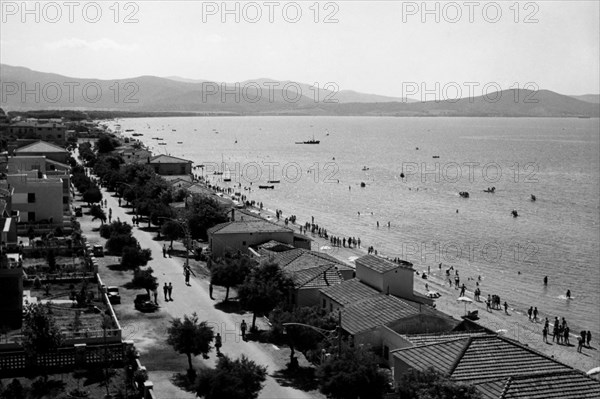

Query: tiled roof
[
  {"left": 290, "top": 265, "right": 343, "bottom": 290},
  {"left": 474, "top": 370, "right": 600, "bottom": 399},
  {"left": 394, "top": 338, "right": 469, "bottom": 375},
  {"left": 400, "top": 331, "right": 492, "bottom": 346},
  {"left": 258, "top": 240, "right": 295, "bottom": 251},
  {"left": 14, "top": 140, "right": 67, "bottom": 153},
  {"left": 149, "top": 154, "right": 192, "bottom": 164},
  {"left": 320, "top": 278, "right": 380, "bottom": 306},
  {"left": 342, "top": 294, "right": 420, "bottom": 335},
  {"left": 393, "top": 335, "right": 576, "bottom": 385},
  {"left": 208, "top": 219, "right": 292, "bottom": 235},
  {"left": 272, "top": 248, "right": 354, "bottom": 273},
  {"left": 356, "top": 254, "right": 413, "bottom": 273}
]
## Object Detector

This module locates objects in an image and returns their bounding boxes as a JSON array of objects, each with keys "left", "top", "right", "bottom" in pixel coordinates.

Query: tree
[
  {"left": 99, "top": 220, "right": 132, "bottom": 239},
  {"left": 316, "top": 344, "right": 389, "bottom": 399},
  {"left": 210, "top": 253, "right": 256, "bottom": 301},
  {"left": 89, "top": 205, "right": 107, "bottom": 225},
  {"left": 270, "top": 305, "right": 338, "bottom": 363},
  {"left": 395, "top": 367, "right": 482, "bottom": 399},
  {"left": 161, "top": 220, "right": 183, "bottom": 248},
  {"left": 95, "top": 135, "right": 118, "bottom": 153},
  {"left": 238, "top": 262, "right": 293, "bottom": 330},
  {"left": 105, "top": 233, "right": 138, "bottom": 255},
  {"left": 121, "top": 246, "right": 151, "bottom": 270},
  {"left": 184, "top": 194, "right": 228, "bottom": 240},
  {"left": 131, "top": 267, "right": 158, "bottom": 295},
  {"left": 166, "top": 313, "right": 214, "bottom": 372},
  {"left": 82, "top": 186, "right": 102, "bottom": 205},
  {"left": 21, "top": 303, "right": 63, "bottom": 380},
  {"left": 195, "top": 355, "right": 267, "bottom": 399}
]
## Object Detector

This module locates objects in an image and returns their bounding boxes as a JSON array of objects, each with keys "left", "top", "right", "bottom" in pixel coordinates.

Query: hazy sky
[{"left": 1, "top": 1, "right": 599, "bottom": 97}]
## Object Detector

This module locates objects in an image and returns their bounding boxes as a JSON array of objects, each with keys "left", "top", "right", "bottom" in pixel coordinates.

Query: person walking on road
[
  {"left": 184, "top": 267, "right": 191, "bottom": 286},
  {"left": 240, "top": 320, "right": 247, "bottom": 341},
  {"left": 152, "top": 287, "right": 158, "bottom": 305},
  {"left": 163, "top": 244, "right": 167, "bottom": 258},
  {"left": 167, "top": 282, "right": 173, "bottom": 301},
  {"left": 163, "top": 283, "right": 168, "bottom": 301},
  {"left": 215, "top": 333, "right": 222, "bottom": 356}
]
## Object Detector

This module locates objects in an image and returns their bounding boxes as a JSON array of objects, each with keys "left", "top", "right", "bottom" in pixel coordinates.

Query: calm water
[{"left": 112, "top": 116, "right": 600, "bottom": 337}]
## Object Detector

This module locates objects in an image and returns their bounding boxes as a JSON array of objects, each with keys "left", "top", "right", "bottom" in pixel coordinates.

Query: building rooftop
[
  {"left": 393, "top": 335, "right": 579, "bottom": 384},
  {"left": 290, "top": 264, "right": 344, "bottom": 290},
  {"left": 398, "top": 330, "right": 492, "bottom": 347},
  {"left": 149, "top": 154, "right": 192, "bottom": 164},
  {"left": 320, "top": 278, "right": 380, "bottom": 306},
  {"left": 356, "top": 254, "right": 413, "bottom": 274},
  {"left": 270, "top": 248, "right": 354, "bottom": 274},
  {"left": 474, "top": 370, "right": 600, "bottom": 399},
  {"left": 14, "top": 140, "right": 68, "bottom": 154},
  {"left": 342, "top": 294, "right": 420, "bottom": 335},
  {"left": 208, "top": 219, "right": 293, "bottom": 235}
]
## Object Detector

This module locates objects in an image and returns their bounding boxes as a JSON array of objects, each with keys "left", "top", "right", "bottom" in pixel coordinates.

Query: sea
[{"left": 110, "top": 116, "right": 600, "bottom": 338}]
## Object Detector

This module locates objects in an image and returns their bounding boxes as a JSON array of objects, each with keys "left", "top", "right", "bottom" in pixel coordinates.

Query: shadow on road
[
  {"left": 170, "top": 371, "right": 199, "bottom": 393},
  {"left": 272, "top": 364, "right": 318, "bottom": 392},
  {"left": 214, "top": 300, "right": 246, "bottom": 315}
]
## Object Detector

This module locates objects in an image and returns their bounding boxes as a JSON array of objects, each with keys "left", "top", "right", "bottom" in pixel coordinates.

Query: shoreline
[
  {"left": 241, "top": 202, "right": 599, "bottom": 374},
  {"left": 117, "top": 125, "right": 599, "bottom": 374}
]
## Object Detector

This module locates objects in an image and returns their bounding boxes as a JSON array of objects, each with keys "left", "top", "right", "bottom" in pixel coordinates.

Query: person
[
  {"left": 543, "top": 276, "right": 548, "bottom": 285},
  {"left": 163, "top": 283, "right": 168, "bottom": 301},
  {"left": 167, "top": 282, "right": 173, "bottom": 301},
  {"left": 504, "top": 301, "right": 508, "bottom": 314},
  {"left": 152, "top": 287, "right": 158, "bottom": 305},
  {"left": 184, "top": 267, "right": 191, "bottom": 286},
  {"left": 240, "top": 320, "right": 247, "bottom": 340},
  {"left": 566, "top": 290, "right": 571, "bottom": 299},
  {"left": 577, "top": 335, "right": 584, "bottom": 352},
  {"left": 533, "top": 307, "right": 538, "bottom": 321},
  {"left": 118, "top": 198, "right": 122, "bottom": 207},
  {"left": 527, "top": 307, "right": 533, "bottom": 320},
  {"left": 586, "top": 330, "right": 592, "bottom": 347},
  {"left": 425, "top": 283, "right": 429, "bottom": 291},
  {"left": 215, "top": 333, "right": 222, "bottom": 355},
  {"left": 564, "top": 325, "right": 570, "bottom": 345},
  {"left": 459, "top": 284, "right": 466, "bottom": 297},
  {"left": 542, "top": 325, "right": 548, "bottom": 343},
  {"left": 163, "top": 244, "right": 167, "bottom": 258}
]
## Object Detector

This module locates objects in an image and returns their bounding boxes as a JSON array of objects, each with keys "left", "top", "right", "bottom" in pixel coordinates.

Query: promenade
[{"left": 75, "top": 170, "right": 320, "bottom": 398}]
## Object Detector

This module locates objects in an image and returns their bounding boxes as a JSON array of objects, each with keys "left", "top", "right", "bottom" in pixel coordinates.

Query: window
[
  {"left": 28, "top": 211, "right": 36, "bottom": 221},
  {"left": 27, "top": 193, "right": 36, "bottom": 203}
]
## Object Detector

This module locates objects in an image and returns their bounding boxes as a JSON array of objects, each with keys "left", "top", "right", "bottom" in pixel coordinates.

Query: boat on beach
[
  {"left": 459, "top": 191, "right": 470, "bottom": 198},
  {"left": 296, "top": 134, "right": 320, "bottom": 144},
  {"left": 259, "top": 185, "right": 275, "bottom": 189},
  {"left": 267, "top": 180, "right": 280, "bottom": 183}
]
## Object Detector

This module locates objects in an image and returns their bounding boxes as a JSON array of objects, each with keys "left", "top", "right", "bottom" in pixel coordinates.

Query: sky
[{"left": 1, "top": 0, "right": 599, "bottom": 97}]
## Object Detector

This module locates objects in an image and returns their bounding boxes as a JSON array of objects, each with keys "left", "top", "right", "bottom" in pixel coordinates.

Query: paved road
[{"left": 88, "top": 179, "right": 314, "bottom": 399}]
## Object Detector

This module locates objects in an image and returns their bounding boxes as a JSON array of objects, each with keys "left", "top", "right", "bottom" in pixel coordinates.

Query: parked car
[
  {"left": 107, "top": 286, "right": 121, "bottom": 304},
  {"left": 134, "top": 294, "right": 158, "bottom": 312},
  {"left": 93, "top": 245, "right": 104, "bottom": 257}
]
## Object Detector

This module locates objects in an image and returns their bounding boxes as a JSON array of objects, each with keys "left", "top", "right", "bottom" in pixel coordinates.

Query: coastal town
[{"left": 1, "top": 109, "right": 599, "bottom": 398}]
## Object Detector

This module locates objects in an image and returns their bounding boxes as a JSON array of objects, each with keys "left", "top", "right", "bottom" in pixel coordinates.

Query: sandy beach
[{"left": 248, "top": 204, "right": 600, "bottom": 375}]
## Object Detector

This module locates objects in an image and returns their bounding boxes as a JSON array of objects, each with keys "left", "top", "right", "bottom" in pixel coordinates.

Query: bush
[
  {"left": 121, "top": 247, "right": 151, "bottom": 270},
  {"left": 106, "top": 234, "right": 138, "bottom": 255},
  {"left": 33, "top": 277, "right": 42, "bottom": 289}
]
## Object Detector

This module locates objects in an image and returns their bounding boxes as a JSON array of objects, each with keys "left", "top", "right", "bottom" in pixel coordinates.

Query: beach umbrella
[
  {"left": 496, "top": 329, "right": 508, "bottom": 335},
  {"left": 457, "top": 296, "right": 472, "bottom": 315},
  {"left": 348, "top": 256, "right": 359, "bottom": 263},
  {"left": 320, "top": 245, "right": 332, "bottom": 251}
]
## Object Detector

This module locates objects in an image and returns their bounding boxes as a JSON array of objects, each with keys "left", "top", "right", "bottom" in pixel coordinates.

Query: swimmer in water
[
  {"left": 543, "top": 276, "right": 548, "bottom": 285},
  {"left": 566, "top": 290, "right": 571, "bottom": 299}
]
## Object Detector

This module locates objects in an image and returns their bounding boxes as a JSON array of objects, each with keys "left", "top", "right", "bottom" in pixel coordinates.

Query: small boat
[
  {"left": 125, "top": 129, "right": 134, "bottom": 132},
  {"left": 531, "top": 194, "right": 536, "bottom": 201},
  {"left": 213, "top": 172, "right": 223, "bottom": 175},
  {"left": 172, "top": 129, "right": 176, "bottom": 131},
  {"left": 400, "top": 172, "right": 405, "bottom": 179},
  {"left": 360, "top": 182, "right": 366, "bottom": 188},
  {"left": 132, "top": 133, "right": 143, "bottom": 137},
  {"left": 432, "top": 155, "right": 440, "bottom": 159},
  {"left": 158, "top": 143, "right": 167, "bottom": 145},
  {"left": 483, "top": 187, "right": 496, "bottom": 193},
  {"left": 177, "top": 141, "right": 183, "bottom": 144},
  {"left": 512, "top": 209, "right": 519, "bottom": 217},
  {"left": 459, "top": 191, "right": 469, "bottom": 198},
  {"left": 296, "top": 134, "right": 320, "bottom": 144},
  {"left": 267, "top": 180, "right": 280, "bottom": 183},
  {"left": 259, "top": 185, "right": 275, "bottom": 189},
  {"left": 362, "top": 166, "right": 369, "bottom": 171}
]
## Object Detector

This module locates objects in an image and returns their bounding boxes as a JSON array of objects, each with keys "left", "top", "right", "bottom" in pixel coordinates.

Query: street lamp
[{"left": 282, "top": 309, "right": 342, "bottom": 365}]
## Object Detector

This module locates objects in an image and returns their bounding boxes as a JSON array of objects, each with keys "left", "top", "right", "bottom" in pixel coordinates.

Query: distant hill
[
  {"left": 1, "top": 64, "right": 597, "bottom": 117},
  {"left": 569, "top": 94, "right": 600, "bottom": 104}
]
